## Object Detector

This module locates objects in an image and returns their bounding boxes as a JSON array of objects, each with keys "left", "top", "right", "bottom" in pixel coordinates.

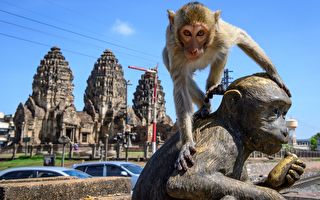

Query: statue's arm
[{"left": 167, "top": 172, "right": 285, "bottom": 199}]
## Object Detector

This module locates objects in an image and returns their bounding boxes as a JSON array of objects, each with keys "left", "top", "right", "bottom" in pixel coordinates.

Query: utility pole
[
  {"left": 151, "top": 68, "right": 158, "bottom": 154},
  {"left": 222, "top": 69, "right": 233, "bottom": 89},
  {"left": 125, "top": 80, "right": 132, "bottom": 125},
  {"left": 58, "top": 135, "right": 71, "bottom": 167},
  {"left": 104, "top": 134, "right": 109, "bottom": 161},
  {"left": 128, "top": 65, "right": 158, "bottom": 154}
]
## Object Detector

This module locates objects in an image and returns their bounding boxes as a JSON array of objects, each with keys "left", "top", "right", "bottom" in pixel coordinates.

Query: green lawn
[
  {"left": 0, "top": 151, "right": 147, "bottom": 171},
  {"left": 0, "top": 155, "right": 82, "bottom": 171}
]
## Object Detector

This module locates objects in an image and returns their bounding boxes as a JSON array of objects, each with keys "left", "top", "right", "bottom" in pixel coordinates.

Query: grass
[
  {"left": 121, "top": 151, "right": 145, "bottom": 158},
  {"left": 0, "top": 150, "right": 147, "bottom": 171},
  {"left": 0, "top": 155, "right": 83, "bottom": 171}
]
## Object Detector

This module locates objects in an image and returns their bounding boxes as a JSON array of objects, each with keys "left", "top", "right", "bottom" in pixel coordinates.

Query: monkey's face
[
  {"left": 178, "top": 23, "right": 209, "bottom": 61},
  {"left": 242, "top": 99, "right": 291, "bottom": 155}
]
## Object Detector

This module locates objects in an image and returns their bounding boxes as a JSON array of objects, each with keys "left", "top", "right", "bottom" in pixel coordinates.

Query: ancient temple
[
  {"left": 132, "top": 71, "right": 173, "bottom": 142},
  {"left": 83, "top": 49, "right": 127, "bottom": 142},
  {"left": 14, "top": 47, "right": 82, "bottom": 144},
  {"left": 13, "top": 47, "right": 173, "bottom": 146}
]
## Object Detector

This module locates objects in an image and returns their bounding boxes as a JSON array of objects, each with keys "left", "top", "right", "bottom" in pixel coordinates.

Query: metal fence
[
  {"left": 250, "top": 148, "right": 320, "bottom": 158},
  {"left": 1, "top": 144, "right": 320, "bottom": 159}
]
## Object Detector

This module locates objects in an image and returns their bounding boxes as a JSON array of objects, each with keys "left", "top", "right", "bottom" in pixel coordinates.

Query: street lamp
[{"left": 128, "top": 65, "right": 158, "bottom": 154}]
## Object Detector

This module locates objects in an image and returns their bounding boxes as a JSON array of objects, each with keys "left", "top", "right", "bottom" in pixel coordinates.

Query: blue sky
[{"left": 0, "top": 0, "right": 319, "bottom": 139}]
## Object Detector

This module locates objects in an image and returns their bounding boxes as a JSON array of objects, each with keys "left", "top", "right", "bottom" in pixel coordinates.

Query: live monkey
[{"left": 162, "top": 2, "right": 291, "bottom": 171}]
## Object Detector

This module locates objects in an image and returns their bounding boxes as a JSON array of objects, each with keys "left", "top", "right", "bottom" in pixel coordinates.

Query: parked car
[
  {"left": 0, "top": 166, "right": 92, "bottom": 180},
  {"left": 73, "top": 161, "right": 143, "bottom": 188}
]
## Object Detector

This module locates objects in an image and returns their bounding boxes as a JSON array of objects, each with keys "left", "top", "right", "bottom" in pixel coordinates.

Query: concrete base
[{"left": 0, "top": 177, "right": 131, "bottom": 200}]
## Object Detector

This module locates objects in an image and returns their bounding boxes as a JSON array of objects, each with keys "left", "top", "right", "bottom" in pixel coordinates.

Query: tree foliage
[{"left": 310, "top": 132, "right": 320, "bottom": 151}]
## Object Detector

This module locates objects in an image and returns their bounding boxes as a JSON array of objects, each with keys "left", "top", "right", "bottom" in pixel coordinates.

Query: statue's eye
[
  {"left": 283, "top": 111, "right": 287, "bottom": 116},
  {"left": 273, "top": 108, "right": 280, "bottom": 118},
  {"left": 197, "top": 30, "right": 205, "bottom": 36},
  {"left": 183, "top": 30, "right": 191, "bottom": 36}
]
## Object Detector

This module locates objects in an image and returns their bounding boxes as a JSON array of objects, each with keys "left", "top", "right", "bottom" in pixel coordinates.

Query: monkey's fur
[
  {"left": 163, "top": 2, "right": 291, "bottom": 170},
  {"left": 132, "top": 74, "right": 304, "bottom": 200}
]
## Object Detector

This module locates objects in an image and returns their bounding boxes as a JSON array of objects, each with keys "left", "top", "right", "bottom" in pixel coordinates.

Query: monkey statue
[
  {"left": 163, "top": 2, "right": 291, "bottom": 171},
  {"left": 132, "top": 73, "right": 305, "bottom": 200}
]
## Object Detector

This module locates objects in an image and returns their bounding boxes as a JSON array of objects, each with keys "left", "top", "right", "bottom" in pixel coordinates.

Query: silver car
[
  {"left": 72, "top": 161, "right": 143, "bottom": 188},
  {"left": 0, "top": 166, "right": 92, "bottom": 180}
]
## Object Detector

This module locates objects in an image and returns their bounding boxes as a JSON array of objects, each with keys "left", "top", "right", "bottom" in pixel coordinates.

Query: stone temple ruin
[
  {"left": 132, "top": 71, "right": 173, "bottom": 142},
  {"left": 13, "top": 46, "right": 173, "bottom": 146},
  {"left": 14, "top": 47, "right": 79, "bottom": 145},
  {"left": 83, "top": 49, "right": 127, "bottom": 142}
]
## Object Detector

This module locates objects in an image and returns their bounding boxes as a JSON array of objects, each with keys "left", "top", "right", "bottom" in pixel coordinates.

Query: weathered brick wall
[{"left": 0, "top": 177, "right": 131, "bottom": 200}]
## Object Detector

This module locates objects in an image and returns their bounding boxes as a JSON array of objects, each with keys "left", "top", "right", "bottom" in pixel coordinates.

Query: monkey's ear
[
  {"left": 214, "top": 10, "right": 221, "bottom": 22},
  {"left": 223, "top": 89, "right": 242, "bottom": 112},
  {"left": 167, "top": 10, "right": 175, "bottom": 25}
]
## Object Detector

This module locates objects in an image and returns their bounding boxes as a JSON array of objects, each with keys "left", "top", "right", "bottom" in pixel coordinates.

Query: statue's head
[{"left": 219, "top": 73, "right": 291, "bottom": 154}]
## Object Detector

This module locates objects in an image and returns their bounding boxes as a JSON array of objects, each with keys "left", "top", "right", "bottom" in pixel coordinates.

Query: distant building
[
  {"left": 286, "top": 119, "right": 298, "bottom": 145},
  {"left": 295, "top": 139, "right": 311, "bottom": 150},
  {"left": 0, "top": 112, "right": 14, "bottom": 147},
  {"left": 286, "top": 119, "right": 316, "bottom": 151}
]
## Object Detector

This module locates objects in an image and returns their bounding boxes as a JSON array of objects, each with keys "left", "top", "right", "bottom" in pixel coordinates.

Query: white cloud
[{"left": 111, "top": 19, "right": 135, "bottom": 36}]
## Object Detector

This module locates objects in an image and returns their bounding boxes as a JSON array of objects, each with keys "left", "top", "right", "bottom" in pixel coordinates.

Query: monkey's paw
[
  {"left": 205, "top": 84, "right": 226, "bottom": 102},
  {"left": 175, "top": 142, "right": 197, "bottom": 171},
  {"left": 193, "top": 105, "right": 211, "bottom": 120},
  {"left": 268, "top": 75, "right": 292, "bottom": 97}
]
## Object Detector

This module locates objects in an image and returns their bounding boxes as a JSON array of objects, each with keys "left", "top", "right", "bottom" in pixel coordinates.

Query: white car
[
  {"left": 0, "top": 166, "right": 92, "bottom": 180},
  {"left": 73, "top": 161, "right": 143, "bottom": 188}
]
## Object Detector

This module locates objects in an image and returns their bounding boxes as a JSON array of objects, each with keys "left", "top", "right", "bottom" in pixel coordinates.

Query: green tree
[{"left": 310, "top": 132, "right": 320, "bottom": 151}]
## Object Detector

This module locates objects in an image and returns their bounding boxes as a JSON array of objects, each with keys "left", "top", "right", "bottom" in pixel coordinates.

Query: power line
[
  {"left": 0, "top": 31, "right": 158, "bottom": 71},
  {"left": 0, "top": 9, "right": 159, "bottom": 60},
  {"left": 44, "top": 0, "right": 108, "bottom": 27},
  {"left": 0, "top": 0, "right": 128, "bottom": 47},
  {"left": 0, "top": 8, "right": 170, "bottom": 80},
  {"left": 0, "top": 19, "right": 158, "bottom": 63},
  {"left": 0, "top": 19, "right": 84, "bottom": 45},
  {"left": 0, "top": 32, "right": 97, "bottom": 59}
]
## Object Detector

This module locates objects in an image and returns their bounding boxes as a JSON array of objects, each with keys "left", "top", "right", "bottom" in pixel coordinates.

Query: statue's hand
[
  {"left": 283, "top": 158, "right": 305, "bottom": 187},
  {"left": 266, "top": 152, "right": 306, "bottom": 190},
  {"left": 175, "top": 141, "right": 196, "bottom": 171}
]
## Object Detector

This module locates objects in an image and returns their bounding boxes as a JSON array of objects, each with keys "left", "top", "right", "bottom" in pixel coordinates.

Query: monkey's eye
[
  {"left": 197, "top": 30, "right": 205, "bottom": 36},
  {"left": 183, "top": 30, "right": 192, "bottom": 37}
]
